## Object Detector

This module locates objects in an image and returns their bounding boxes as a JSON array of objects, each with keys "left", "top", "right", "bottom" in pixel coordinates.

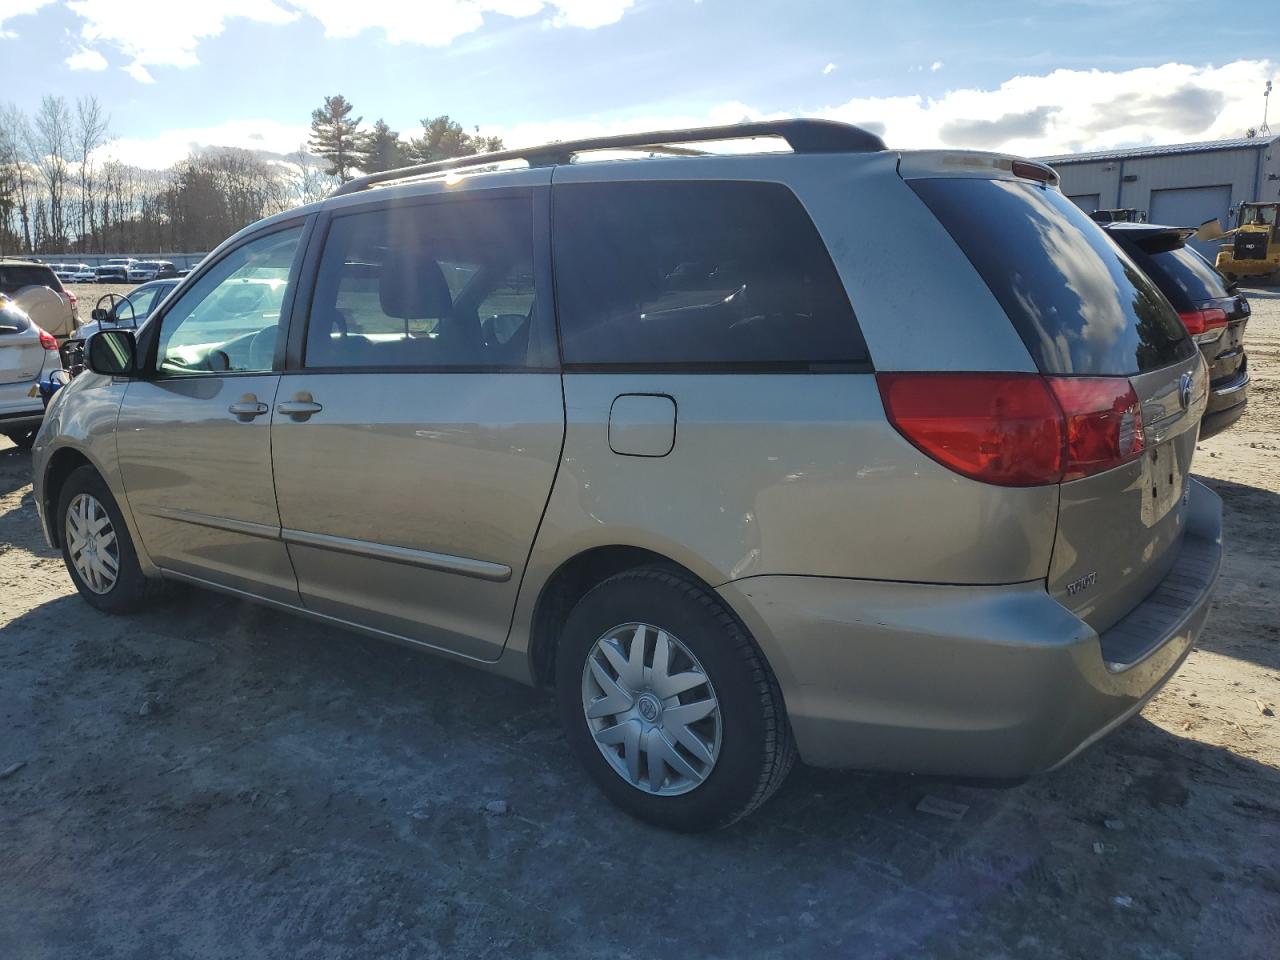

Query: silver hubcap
[
  {"left": 581, "top": 622, "right": 722, "bottom": 796},
  {"left": 65, "top": 493, "right": 119, "bottom": 595}
]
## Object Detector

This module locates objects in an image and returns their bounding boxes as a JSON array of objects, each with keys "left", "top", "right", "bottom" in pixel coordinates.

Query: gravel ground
[{"left": 2, "top": 289, "right": 1278, "bottom": 959}]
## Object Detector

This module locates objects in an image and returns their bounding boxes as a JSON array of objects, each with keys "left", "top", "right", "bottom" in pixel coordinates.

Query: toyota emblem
[{"left": 1178, "top": 372, "right": 1193, "bottom": 411}]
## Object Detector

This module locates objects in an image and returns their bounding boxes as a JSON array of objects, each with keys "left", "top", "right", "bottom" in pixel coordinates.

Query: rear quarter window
[
  {"left": 552, "top": 180, "right": 867, "bottom": 369},
  {"left": 910, "top": 177, "right": 1195, "bottom": 376}
]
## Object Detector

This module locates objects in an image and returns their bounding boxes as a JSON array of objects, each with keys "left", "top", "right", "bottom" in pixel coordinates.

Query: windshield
[
  {"left": 910, "top": 177, "right": 1196, "bottom": 375},
  {"left": 1240, "top": 205, "right": 1278, "bottom": 227}
]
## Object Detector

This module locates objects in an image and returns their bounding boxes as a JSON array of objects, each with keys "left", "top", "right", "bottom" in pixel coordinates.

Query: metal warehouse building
[{"left": 1041, "top": 134, "right": 1280, "bottom": 255}]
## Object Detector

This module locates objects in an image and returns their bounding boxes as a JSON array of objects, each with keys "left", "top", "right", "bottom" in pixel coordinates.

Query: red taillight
[
  {"left": 877, "top": 373, "right": 1146, "bottom": 487},
  {"left": 1046, "top": 377, "right": 1145, "bottom": 481},
  {"left": 37, "top": 327, "right": 58, "bottom": 350},
  {"left": 1177, "top": 308, "right": 1228, "bottom": 336},
  {"left": 876, "top": 373, "right": 1064, "bottom": 486}
]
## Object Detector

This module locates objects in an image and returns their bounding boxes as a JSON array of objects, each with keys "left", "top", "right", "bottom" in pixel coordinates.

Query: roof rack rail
[{"left": 330, "top": 119, "right": 886, "bottom": 197}]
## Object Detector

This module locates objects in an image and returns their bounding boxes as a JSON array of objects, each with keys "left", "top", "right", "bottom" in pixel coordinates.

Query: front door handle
[
  {"left": 277, "top": 392, "right": 323, "bottom": 422},
  {"left": 228, "top": 394, "right": 269, "bottom": 422}
]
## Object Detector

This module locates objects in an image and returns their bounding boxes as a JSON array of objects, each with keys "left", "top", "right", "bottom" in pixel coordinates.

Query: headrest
[{"left": 379, "top": 254, "right": 453, "bottom": 319}]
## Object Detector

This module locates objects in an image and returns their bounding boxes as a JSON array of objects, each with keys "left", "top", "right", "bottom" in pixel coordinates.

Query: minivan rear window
[
  {"left": 1122, "top": 245, "right": 1231, "bottom": 309},
  {"left": 910, "top": 177, "right": 1195, "bottom": 376},
  {"left": 553, "top": 180, "right": 867, "bottom": 369}
]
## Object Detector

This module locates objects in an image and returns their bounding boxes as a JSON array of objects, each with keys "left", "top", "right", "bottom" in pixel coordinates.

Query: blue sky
[{"left": 1, "top": 0, "right": 1276, "bottom": 167}]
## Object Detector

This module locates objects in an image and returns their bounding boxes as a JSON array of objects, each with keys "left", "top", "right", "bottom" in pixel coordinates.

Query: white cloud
[
  {"left": 68, "top": 0, "right": 296, "bottom": 80},
  {"left": 64, "top": 45, "right": 105, "bottom": 69},
  {"left": 288, "top": 0, "right": 635, "bottom": 45},
  {"left": 546, "top": 0, "right": 635, "bottom": 28},
  {"left": 930, "top": 60, "right": 943, "bottom": 71},
  {"left": 96, "top": 59, "right": 1280, "bottom": 171},
  {"left": 492, "top": 60, "right": 1279, "bottom": 158},
  {"left": 103, "top": 118, "right": 312, "bottom": 168},
  {"left": 65, "top": 45, "right": 106, "bottom": 70},
  {"left": 124, "top": 61, "right": 155, "bottom": 83},
  {"left": 58, "top": 0, "right": 639, "bottom": 81},
  {"left": 823, "top": 62, "right": 836, "bottom": 75},
  {"left": 0, "top": 0, "right": 53, "bottom": 37}
]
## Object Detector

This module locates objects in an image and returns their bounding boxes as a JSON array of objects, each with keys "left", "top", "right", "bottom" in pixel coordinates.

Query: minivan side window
[
  {"left": 304, "top": 195, "right": 538, "bottom": 370},
  {"left": 155, "top": 225, "right": 303, "bottom": 376},
  {"left": 552, "top": 180, "right": 867, "bottom": 368}
]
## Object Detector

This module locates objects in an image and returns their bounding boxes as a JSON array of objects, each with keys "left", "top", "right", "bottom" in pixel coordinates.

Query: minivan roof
[{"left": 331, "top": 119, "right": 889, "bottom": 198}]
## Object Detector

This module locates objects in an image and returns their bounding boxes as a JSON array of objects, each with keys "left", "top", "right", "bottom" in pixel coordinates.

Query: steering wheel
[
  {"left": 93, "top": 292, "right": 137, "bottom": 329},
  {"left": 246, "top": 327, "right": 277, "bottom": 370}
]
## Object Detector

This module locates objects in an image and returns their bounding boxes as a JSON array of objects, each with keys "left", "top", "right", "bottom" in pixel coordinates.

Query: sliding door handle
[{"left": 277, "top": 392, "right": 323, "bottom": 422}]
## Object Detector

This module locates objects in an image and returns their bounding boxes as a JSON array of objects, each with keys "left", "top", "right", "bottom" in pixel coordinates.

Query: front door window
[{"left": 156, "top": 226, "right": 302, "bottom": 375}]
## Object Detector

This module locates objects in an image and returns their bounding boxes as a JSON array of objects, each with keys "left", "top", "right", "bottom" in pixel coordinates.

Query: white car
[
  {"left": 0, "top": 296, "right": 60, "bottom": 449},
  {"left": 71, "top": 267, "right": 97, "bottom": 282}
]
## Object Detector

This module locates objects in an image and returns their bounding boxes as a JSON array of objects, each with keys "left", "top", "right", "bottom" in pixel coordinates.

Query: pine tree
[
  {"left": 406, "top": 115, "right": 504, "bottom": 164},
  {"left": 359, "top": 119, "right": 407, "bottom": 173},
  {"left": 308, "top": 95, "right": 369, "bottom": 182}
]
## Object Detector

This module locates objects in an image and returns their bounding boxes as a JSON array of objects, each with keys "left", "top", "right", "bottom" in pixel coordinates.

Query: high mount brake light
[
  {"left": 877, "top": 373, "right": 1146, "bottom": 487},
  {"left": 1011, "top": 160, "right": 1057, "bottom": 184}
]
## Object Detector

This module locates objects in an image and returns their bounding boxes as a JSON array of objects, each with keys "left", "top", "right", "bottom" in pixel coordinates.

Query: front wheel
[
  {"left": 555, "top": 567, "right": 796, "bottom": 831},
  {"left": 56, "top": 465, "right": 153, "bottom": 613}
]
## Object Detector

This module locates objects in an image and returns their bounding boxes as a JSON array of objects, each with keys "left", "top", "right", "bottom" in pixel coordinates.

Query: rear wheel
[
  {"left": 3, "top": 428, "right": 37, "bottom": 450},
  {"left": 555, "top": 566, "right": 795, "bottom": 831},
  {"left": 57, "top": 465, "right": 153, "bottom": 613}
]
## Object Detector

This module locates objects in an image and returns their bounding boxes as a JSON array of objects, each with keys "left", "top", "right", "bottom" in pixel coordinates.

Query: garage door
[
  {"left": 1069, "top": 194, "right": 1101, "bottom": 214},
  {"left": 1149, "top": 185, "right": 1233, "bottom": 257}
]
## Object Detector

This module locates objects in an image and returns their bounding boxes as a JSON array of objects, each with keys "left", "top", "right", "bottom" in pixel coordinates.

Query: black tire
[
  {"left": 555, "top": 566, "right": 796, "bottom": 831},
  {"left": 56, "top": 464, "right": 153, "bottom": 614},
  {"left": 3, "top": 428, "right": 37, "bottom": 450}
]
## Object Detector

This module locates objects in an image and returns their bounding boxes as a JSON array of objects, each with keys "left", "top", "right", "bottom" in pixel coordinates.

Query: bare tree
[
  {"left": 0, "top": 103, "right": 35, "bottom": 253},
  {"left": 26, "top": 95, "right": 72, "bottom": 251},
  {"left": 74, "top": 96, "right": 110, "bottom": 253},
  {"left": 288, "top": 144, "right": 339, "bottom": 205}
]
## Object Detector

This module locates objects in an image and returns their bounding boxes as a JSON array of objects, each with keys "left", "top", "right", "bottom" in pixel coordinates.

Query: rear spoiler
[{"left": 1103, "top": 224, "right": 1195, "bottom": 254}]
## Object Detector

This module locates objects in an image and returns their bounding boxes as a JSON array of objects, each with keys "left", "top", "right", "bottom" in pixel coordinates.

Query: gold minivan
[{"left": 34, "top": 122, "right": 1222, "bottom": 830}]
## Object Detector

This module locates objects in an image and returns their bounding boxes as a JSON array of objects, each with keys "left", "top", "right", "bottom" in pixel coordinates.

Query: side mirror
[
  {"left": 1196, "top": 218, "right": 1226, "bottom": 242},
  {"left": 86, "top": 329, "right": 138, "bottom": 377},
  {"left": 90, "top": 307, "right": 114, "bottom": 324}
]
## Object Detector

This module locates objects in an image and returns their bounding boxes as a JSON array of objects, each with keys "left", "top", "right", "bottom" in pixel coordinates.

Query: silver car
[
  {"left": 0, "top": 297, "right": 62, "bottom": 448},
  {"left": 32, "top": 121, "right": 1222, "bottom": 830}
]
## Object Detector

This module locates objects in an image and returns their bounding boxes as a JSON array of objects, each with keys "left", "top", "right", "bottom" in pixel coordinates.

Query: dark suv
[{"left": 1103, "top": 223, "right": 1249, "bottom": 438}]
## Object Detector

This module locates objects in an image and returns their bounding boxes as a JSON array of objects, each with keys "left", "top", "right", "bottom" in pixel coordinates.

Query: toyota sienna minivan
[{"left": 32, "top": 121, "right": 1222, "bottom": 831}]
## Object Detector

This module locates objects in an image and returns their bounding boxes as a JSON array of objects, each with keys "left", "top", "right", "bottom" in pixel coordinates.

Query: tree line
[
  {"left": 308, "top": 95, "right": 504, "bottom": 182},
  {"left": 0, "top": 92, "right": 503, "bottom": 257}
]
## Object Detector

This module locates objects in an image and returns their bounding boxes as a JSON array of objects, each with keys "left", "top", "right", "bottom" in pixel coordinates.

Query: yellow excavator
[{"left": 1201, "top": 202, "right": 1280, "bottom": 281}]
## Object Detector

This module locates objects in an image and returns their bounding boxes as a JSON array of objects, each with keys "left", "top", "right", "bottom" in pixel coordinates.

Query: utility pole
[{"left": 1263, "top": 80, "right": 1273, "bottom": 135}]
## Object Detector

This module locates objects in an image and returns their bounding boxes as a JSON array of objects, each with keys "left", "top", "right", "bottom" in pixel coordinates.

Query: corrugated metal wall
[{"left": 1054, "top": 146, "right": 1265, "bottom": 223}]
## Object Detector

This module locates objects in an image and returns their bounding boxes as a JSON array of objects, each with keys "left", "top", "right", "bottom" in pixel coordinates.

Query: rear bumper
[
  {"left": 719, "top": 479, "right": 1223, "bottom": 777},
  {"left": 1200, "top": 359, "right": 1249, "bottom": 439}
]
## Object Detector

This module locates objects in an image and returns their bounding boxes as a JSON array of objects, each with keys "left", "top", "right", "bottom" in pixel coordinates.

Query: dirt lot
[
  {"left": 2, "top": 291, "right": 1279, "bottom": 960},
  {"left": 70, "top": 282, "right": 144, "bottom": 320}
]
